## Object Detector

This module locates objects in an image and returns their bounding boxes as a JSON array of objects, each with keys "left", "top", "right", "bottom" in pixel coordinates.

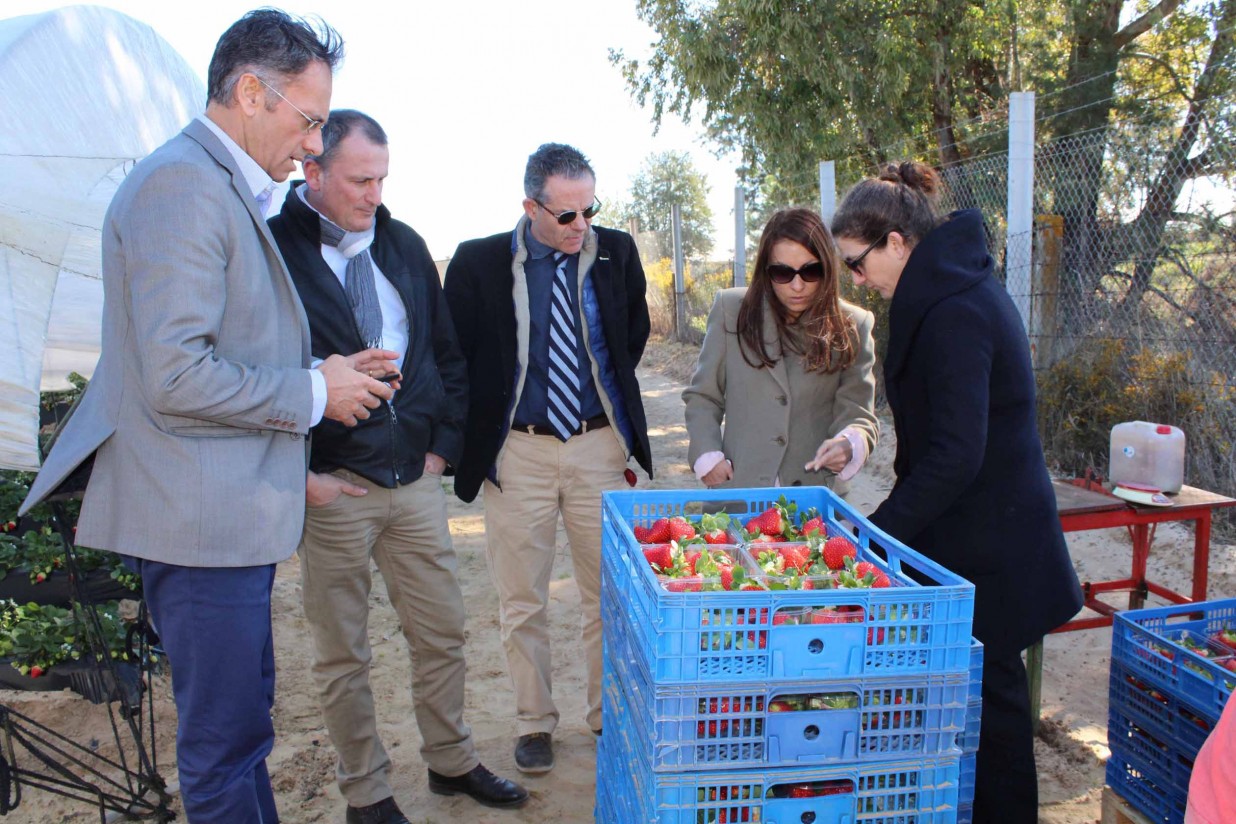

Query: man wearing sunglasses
[{"left": 444, "top": 143, "right": 653, "bottom": 774}]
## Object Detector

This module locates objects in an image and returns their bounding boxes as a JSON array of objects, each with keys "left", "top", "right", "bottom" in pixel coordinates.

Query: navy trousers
[
  {"left": 972, "top": 645, "right": 1038, "bottom": 824},
  {"left": 136, "top": 559, "right": 280, "bottom": 824}
]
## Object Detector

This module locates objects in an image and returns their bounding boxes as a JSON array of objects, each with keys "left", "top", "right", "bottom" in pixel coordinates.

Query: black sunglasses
[
  {"left": 534, "top": 197, "right": 603, "bottom": 225},
  {"left": 767, "top": 260, "right": 825, "bottom": 284},
  {"left": 842, "top": 232, "right": 890, "bottom": 273}
]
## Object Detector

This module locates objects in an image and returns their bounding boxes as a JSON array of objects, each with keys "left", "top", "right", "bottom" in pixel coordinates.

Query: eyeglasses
[
  {"left": 842, "top": 232, "right": 890, "bottom": 274},
  {"left": 767, "top": 260, "right": 825, "bottom": 284},
  {"left": 534, "top": 197, "right": 603, "bottom": 225},
  {"left": 257, "top": 76, "right": 324, "bottom": 134}
]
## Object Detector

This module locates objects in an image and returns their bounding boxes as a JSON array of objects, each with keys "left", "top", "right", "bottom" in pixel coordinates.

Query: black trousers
[{"left": 972, "top": 644, "right": 1039, "bottom": 824}]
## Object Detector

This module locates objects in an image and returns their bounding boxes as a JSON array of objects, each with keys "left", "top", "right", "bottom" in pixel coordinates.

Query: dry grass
[{"left": 641, "top": 337, "right": 702, "bottom": 385}]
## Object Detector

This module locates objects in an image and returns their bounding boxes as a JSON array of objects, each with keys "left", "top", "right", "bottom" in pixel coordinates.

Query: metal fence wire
[{"left": 928, "top": 123, "right": 1235, "bottom": 510}]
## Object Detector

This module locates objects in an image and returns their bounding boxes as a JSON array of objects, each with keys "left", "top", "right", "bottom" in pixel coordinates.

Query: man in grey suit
[{"left": 20, "top": 10, "right": 396, "bottom": 823}]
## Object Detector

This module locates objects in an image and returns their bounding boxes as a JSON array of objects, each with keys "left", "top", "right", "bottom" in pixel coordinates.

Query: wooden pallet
[{"left": 1101, "top": 785, "right": 1159, "bottom": 824}]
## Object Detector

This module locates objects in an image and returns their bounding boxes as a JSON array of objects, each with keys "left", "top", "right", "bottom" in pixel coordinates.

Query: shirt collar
[
  {"left": 197, "top": 114, "right": 276, "bottom": 202},
  {"left": 523, "top": 223, "right": 559, "bottom": 261}
]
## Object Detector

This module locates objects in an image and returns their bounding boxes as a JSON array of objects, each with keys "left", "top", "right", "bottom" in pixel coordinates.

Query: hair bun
[{"left": 876, "top": 161, "right": 940, "bottom": 196}]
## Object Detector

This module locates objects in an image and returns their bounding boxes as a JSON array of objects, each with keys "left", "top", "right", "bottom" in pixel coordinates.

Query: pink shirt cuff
[
  {"left": 694, "top": 451, "right": 727, "bottom": 482},
  {"left": 836, "top": 427, "right": 869, "bottom": 482}
]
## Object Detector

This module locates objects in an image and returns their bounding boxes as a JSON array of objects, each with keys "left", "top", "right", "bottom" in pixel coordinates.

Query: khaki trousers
[
  {"left": 300, "top": 469, "right": 477, "bottom": 807},
  {"left": 483, "top": 428, "right": 628, "bottom": 735}
]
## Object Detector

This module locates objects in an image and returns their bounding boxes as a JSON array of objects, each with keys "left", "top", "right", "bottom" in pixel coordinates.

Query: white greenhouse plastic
[{"left": 0, "top": 5, "right": 203, "bottom": 470}]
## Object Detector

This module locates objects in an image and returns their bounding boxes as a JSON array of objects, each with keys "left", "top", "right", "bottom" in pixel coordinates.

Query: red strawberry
[
  {"left": 647, "top": 518, "right": 672, "bottom": 543},
  {"left": 800, "top": 517, "right": 825, "bottom": 537},
  {"left": 740, "top": 582, "right": 766, "bottom": 591},
  {"left": 666, "top": 578, "right": 703, "bottom": 592},
  {"left": 668, "top": 517, "right": 697, "bottom": 542},
  {"left": 633, "top": 525, "right": 651, "bottom": 542},
  {"left": 683, "top": 550, "right": 702, "bottom": 575},
  {"left": 853, "top": 560, "right": 891, "bottom": 587},
  {"left": 720, "top": 567, "right": 734, "bottom": 590},
  {"left": 643, "top": 544, "right": 672, "bottom": 571},
  {"left": 778, "top": 544, "right": 811, "bottom": 573},
  {"left": 29, "top": 665, "right": 43, "bottom": 678},
  {"left": 35, "top": 572, "right": 46, "bottom": 583},
  {"left": 703, "top": 530, "right": 728, "bottom": 544},
  {"left": 822, "top": 536, "right": 857, "bottom": 570},
  {"left": 1213, "top": 629, "right": 1236, "bottom": 652},
  {"left": 745, "top": 507, "right": 784, "bottom": 538}
]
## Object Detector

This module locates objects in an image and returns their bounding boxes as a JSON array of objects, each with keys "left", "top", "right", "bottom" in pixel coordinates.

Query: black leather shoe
[
  {"left": 345, "top": 796, "right": 411, "bottom": 824},
  {"left": 428, "top": 763, "right": 529, "bottom": 808},
  {"left": 514, "top": 732, "right": 554, "bottom": 774}
]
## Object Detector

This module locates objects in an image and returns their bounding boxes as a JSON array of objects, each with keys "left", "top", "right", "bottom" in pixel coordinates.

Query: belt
[{"left": 514, "top": 414, "right": 610, "bottom": 438}]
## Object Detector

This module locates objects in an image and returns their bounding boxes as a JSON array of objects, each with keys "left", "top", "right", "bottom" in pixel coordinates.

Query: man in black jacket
[
  {"left": 269, "top": 110, "right": 526, "bottom": 824},
  {"left": 444, "top": 143, "right": 652, "bottom": 774}
]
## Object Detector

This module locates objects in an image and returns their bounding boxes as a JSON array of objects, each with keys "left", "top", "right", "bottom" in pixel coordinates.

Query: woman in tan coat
[{"left": 683, "top": 208, "right": 878, "bottom": 495}]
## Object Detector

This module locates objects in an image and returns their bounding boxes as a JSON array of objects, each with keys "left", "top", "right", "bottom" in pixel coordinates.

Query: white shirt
[{"left": 197, "top": 115, "right": 327, "bottom": 425}]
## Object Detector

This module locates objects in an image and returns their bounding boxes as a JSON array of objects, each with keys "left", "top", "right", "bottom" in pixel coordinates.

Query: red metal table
[{"left": 1027, "top": 480, "right": 1236, "bottom": 728}]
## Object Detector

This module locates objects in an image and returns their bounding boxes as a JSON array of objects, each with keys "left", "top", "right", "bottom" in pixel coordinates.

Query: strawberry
[
  {"left": 745, "top": 507, "right": 785, "bottom": 538},
  {"left": 29, "top": 665, "right": 43, "bottom": 678},
  {"left": 800, "top": 517, "right": 825, "bottom": 537},
  {"left": 720, "top": 567, "right": 734, "bottom": 590},
  {"left": 633, "top": 525, "right": 651, "bottom": 542},
  {"left": 822, "top": 536, "right": 857, "bottom": 570},
  {"left": 643, "top": 544, "right": 673, "bottom": 571},
  {"left": 1213, "top": 629, "right": 1236, "bottom": 652},
  {"left": 35, "top": 572, "right": 46, "bottom": 583},
  {"left": 699, "top": 512, "right": 732, "bottom": 544},
  {"left": 666, "top": 578, "right": 703, "bottom": 592},
  {"left": 646, "top": 518, "right": 672, "bottom": 543},
  {"left": 778, "top": 544, "right": 811, "bottom": 573},
  {"left": 683, "top": 550, "right": 702, "bottom": 575},
  {"left": 668, "top": 517, "right": 697, "bottom": 543}
]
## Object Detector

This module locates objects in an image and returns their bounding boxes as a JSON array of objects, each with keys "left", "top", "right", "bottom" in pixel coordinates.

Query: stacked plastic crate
[
  {"left": 1107, "top": 598, "right": 1236, "bottom": 823},
  {"left": 597, "top": 487, "right": 981, "bottom": 824}
]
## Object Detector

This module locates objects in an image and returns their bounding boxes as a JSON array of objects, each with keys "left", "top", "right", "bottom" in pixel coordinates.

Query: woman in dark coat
[{"left": 831, "top": 162, "right": 1083, "bottom": 824}]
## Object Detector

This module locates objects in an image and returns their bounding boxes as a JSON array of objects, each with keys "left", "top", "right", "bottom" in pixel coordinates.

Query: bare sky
[{"left": 6, "top": 0, "right": 743, "bottom": 259}]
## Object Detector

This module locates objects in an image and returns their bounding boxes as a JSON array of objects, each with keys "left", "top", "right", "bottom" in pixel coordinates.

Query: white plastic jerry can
[{"left": 1109, "top": 421, "right": 1186, "bottom": 494}]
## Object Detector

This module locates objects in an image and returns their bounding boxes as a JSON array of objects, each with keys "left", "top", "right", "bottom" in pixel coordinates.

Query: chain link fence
[{"left": 938, "top": 123, "right": 1236, "bottom": 508}]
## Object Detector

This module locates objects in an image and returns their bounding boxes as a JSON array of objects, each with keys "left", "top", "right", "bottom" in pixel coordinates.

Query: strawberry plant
[{"left": 0, "top": 599, "right": 134, "bottom": 678}]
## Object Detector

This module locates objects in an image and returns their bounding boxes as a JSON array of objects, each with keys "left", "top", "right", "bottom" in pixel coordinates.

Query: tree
[
  {"left": 617, "top": 151, "right": 715, "bottom": 260},
  {"left": 612, "top": 0, "right": 1234, "bottom": 328}
]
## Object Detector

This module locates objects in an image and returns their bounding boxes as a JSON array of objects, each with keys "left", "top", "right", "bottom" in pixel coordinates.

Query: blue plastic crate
[
  {"left": 961, "top": 642, "right": 983, "bottom": 755},
  {"left": 1105, "top": 751, "right": 1187, "bottom": 824},
  {"left": 602, "top": 487, "right": 975, "bottom": 685},
  {"left": 1108, "top": 661, "right": 1213, "bottom": 759},
  {"left": 1108, "top": 709, "right": 1194, "bottom": 799},
  {"left": 957, "top": 751, "right": 976, "bottom": 824},
  {"left": 604, "top": 632, "right": 972, "bottom": 771},
  {"left": 1111, "top": 598, "right": 1236, "bottom": 721},
  {"left": 600, "top": 677, "right": 966, "bottom": 824}
]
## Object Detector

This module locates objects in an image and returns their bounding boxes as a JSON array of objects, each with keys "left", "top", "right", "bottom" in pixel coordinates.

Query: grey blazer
[
  {"left": 683, "top": 287, "right": 878, "bottom": 495},
  {"left": 21, "top": 119, "right": 315, "bottom": 567}
]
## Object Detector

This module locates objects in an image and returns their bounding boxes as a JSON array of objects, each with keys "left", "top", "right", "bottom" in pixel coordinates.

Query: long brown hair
[{"left": 736, "top": 208, "right": 856, "bottom": 373}]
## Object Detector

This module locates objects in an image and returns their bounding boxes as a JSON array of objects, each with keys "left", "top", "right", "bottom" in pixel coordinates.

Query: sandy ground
[{"left": 4, "top": 349, "right": 1234, "bottom": 823}]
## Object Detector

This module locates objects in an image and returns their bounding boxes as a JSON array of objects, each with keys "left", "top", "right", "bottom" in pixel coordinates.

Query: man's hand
[
  {"left": 345, "top": 348, "right": 403, "bottom": 390},
  {"left": 805, "top": 434, "right": 853, "bottom": 474},
  {"left": 701, "top": 457, "right": 734, "bottom": 488},
  {"left": 318, "top": 353, "right": 394, "bottom": 426},
  {"left": 306, "top": 470, "right": 367, "bottom": 508},
  {"left": 424, "top": 452, "right": 446, "bottom": 475}
]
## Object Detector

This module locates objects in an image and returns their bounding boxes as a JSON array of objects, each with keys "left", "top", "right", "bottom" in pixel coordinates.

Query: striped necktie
[{"left": 547, "top": 252, "right": 582, "bottom": 441}]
